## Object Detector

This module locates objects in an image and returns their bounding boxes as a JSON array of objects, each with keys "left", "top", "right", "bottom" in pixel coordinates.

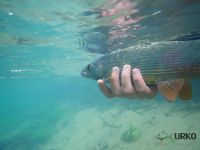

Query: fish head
[{"left": 81, "top": 61, "right": 106, "bottom": 80}]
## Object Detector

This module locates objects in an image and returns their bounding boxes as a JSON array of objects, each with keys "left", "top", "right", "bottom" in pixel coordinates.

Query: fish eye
[{"left": 87, "top": 64, "right": 93, "bottom": 71}]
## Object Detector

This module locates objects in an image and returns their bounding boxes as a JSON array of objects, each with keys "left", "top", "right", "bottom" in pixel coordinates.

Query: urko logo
[
  {"left": 155, "top": 131, "right": 197, "bottom": 141},
  {"left": 155, "top": 131, "right": 172, "bottom": 141},
  {"left": 174, "top": 133, "right": 197, "bottom": 140}
]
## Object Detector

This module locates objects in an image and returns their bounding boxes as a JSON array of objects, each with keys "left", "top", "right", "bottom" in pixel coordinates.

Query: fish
[{"left": 81, "top": 40, "right": 200, "bottom": 101}]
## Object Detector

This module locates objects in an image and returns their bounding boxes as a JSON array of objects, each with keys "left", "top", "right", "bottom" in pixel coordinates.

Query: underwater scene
[{"left": 0, "top": 0, "right": 200, "bottom": 150}]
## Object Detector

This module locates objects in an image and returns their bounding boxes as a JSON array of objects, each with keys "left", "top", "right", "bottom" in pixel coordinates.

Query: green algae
[{"left": 120, "top": 125, "right": 142, "bottom": 143}]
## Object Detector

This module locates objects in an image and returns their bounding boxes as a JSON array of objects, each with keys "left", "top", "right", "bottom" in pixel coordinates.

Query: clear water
[{"left": 0, "top": 0, "right": 200, "bottom": 150}]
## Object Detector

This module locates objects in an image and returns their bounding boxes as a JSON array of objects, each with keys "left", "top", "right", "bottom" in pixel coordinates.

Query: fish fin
[
  {"left": 158, "top": 79, "right": 185, "bottom": 102},
  {"left": 178, "top": 80, "right": 192, "bottom": 100}
]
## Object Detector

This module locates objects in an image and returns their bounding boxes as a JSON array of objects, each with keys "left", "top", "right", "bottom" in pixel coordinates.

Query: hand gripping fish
[{"left": 81, "top": 41, "right": 200, "bottom": 101}]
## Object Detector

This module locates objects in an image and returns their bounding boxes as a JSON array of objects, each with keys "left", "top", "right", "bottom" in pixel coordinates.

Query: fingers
[
  {"left": 110, "top": 67, "right": 120, "bottom": 95},
  {"left": 97, "top": 79, "right": 113, "bottom": 98},
  {"left": 121, "top": 65, "right": 133, "bottom": 91},
  {"left": 109, "top": 65, "right": 138, "bottom": 98},
  {"left": 98, "top": 65, "right": 157, "bottom": 100},
  {"left": 120, "top": 65, "right": 138, "bottom": 98},
  {"left": 132, "top": 68, "right": 157, "bottom": 98}
]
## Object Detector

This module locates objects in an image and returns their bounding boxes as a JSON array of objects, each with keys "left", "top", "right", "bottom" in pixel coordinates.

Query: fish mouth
[
  {"left": 80, "top": 68, "right": 92, "bottom": 78},
  {"left": 81, "top": 70, "right": 89, "bottom": 77}
]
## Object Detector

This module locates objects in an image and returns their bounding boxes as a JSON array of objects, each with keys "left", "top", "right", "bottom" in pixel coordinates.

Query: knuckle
[
  {"left": 121, "top": 77, "right": 129, "bottom": 85},
  {"left": 133, "top": 75, "right": 140, "bottom": 83},
  {"left": 110, "top": 70, "right": 119, "bottom": 80},
  {"left": 112, "top": 89, "right": 121, "bottom": 96},
  {"left": 113, "top": 91, "right": 120, "bottom": 97},
  {"left": 110, "top": 75, "right": 116, "bottom": 82},
  {"left": 122, "top": 88, "right": 133, "bottom": 95},
  {"left": 137, "top": 88, "right": 147, "bottom": 94}
]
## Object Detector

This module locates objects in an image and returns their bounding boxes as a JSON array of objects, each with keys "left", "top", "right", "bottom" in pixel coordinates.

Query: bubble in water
[{"left": 8, "top": 12, "right": 13, "bottom": 16}]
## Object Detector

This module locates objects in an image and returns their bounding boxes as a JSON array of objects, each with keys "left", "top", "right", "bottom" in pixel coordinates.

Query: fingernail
[
  {"left": 124, "top": 64, "right": 130, "bottom": 69},
  {"left": 112, "top": 67, "right": 119, "bottom": 71},
  {"left": 132, "top": 68, "right": 139, "bottom": 74},
  {"left": 97, "top": 79, "right": 103, "bottom": 84}
]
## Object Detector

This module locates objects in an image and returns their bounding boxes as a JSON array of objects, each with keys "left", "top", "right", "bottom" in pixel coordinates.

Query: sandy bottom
[{"left": 40, "top": 100, "right": 200, "bottom": 150}]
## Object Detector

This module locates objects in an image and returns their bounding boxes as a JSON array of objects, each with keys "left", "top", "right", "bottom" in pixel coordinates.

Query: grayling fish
[{"left": 81, "top": 40, "right": 200, "bottom": 101}]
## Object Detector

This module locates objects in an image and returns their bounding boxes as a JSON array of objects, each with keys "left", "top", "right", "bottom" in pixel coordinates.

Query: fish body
[{"left": 81, "top": 40, "right": 200, "bottom": 100}]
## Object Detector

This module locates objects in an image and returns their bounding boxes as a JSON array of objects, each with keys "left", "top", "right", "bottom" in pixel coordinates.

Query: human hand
[{"left": 97, "top": 64, "right": 157, "bottom": 99}]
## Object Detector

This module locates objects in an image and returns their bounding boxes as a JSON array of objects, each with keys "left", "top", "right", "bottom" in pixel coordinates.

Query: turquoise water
[{"left": 0, "top": 0, "right": 200, "bottom": 150}]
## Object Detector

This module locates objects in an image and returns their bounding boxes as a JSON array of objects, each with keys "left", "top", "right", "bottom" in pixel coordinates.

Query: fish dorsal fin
[
  {"left": 178, "top": 80, "right": 192, "bottom": 100},
  {"left": 158, "top": 79, "right": 185, "bottom": 102}
]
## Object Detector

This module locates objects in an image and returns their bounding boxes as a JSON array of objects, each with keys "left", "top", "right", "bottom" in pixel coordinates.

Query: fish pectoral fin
[
  {"left": 178, "top": 80, "right": 192, "bottom": 100},
  {"left": 158, "top": 79, "right": 185, "bottom": 102}
]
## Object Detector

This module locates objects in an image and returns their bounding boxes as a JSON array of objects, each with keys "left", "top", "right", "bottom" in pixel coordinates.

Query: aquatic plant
[{"left": 120, "top": 125, "right": 142, "bottom": 143}]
